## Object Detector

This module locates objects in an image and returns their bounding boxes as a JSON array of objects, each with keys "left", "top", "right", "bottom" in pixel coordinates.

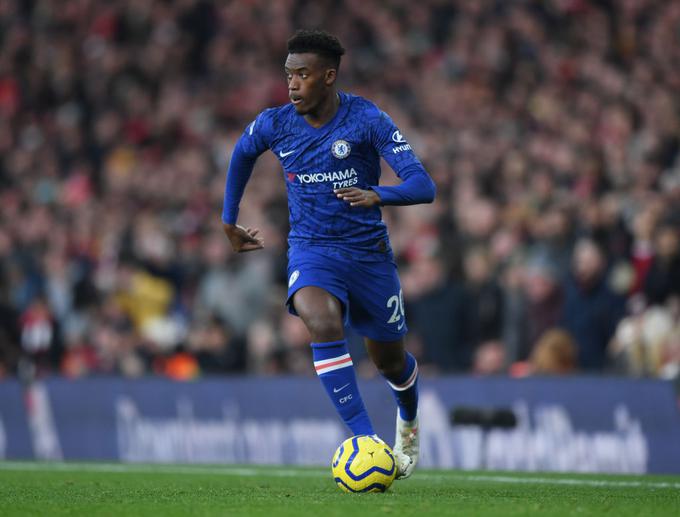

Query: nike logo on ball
[
  {"left": 279, "top": 150, "right": 295, "bottom": 157},
  {"left": 333, "top": 383, "right": 350, "bottom": 393}
]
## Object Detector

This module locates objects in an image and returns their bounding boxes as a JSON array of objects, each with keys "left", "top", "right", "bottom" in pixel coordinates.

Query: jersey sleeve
[
  {"left": 239, "top": 109, "right": 275, "bottom": 158},
  {"left": 368, "top": 110, "right": 436, "bottom": 206},
  {"left": 221, "top": 110, "right": 275, "bottom": 224}
]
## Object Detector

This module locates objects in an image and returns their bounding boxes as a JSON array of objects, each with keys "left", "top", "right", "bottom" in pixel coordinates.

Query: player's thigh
[
  {"left": 347, "top": 260, "right": 407, "bottom": 341},
  {"left": 286, "top": 250, "right": 349, "bottom": 339},
  {"left": 292, "top": 286, "right": 344, "bottom": 337}
]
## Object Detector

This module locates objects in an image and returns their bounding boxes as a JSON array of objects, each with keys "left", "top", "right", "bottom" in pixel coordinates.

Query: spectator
[
  {"left": 186, "top": 316, "right": 246, "bottom": 374},
  {"left": 562, "top": 239, "right": 626, "bottom": 370},
  {"left": 522, "top": 254, "right": 564, "bottom": 361},
  {"left": 403, "top": 254, "right": 467, "bottom": 371},
  {"left": 19, "top": 297, "right": 61, "bottom": 375},
  {"left": 611, "top": 304, "right": 679, "bottom": 378},
  {"left": 643, "top": 223, "right": 680, "bottom": 306},
  {"left": 529, "top": 329, "right": 578, "bottom": 376},
  {"left": 0, "top": 0, "right": 679, "bottom": 378},
  {"left": 461, "top": 246, "right": 504, "bottom": 366},
  {"left": 473, "top": 340, "right": 506, "bottom": 376}
]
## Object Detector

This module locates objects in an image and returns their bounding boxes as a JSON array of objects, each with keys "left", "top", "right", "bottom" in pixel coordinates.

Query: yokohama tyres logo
[{"left": 287, "top": 168, "right": 359, "bottom": 189}]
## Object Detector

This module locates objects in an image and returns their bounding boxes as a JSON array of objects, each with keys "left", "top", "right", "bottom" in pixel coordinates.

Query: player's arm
[
  {"left": 370, "top": 162, "right": 436, "bottom": 206},
  {"left": 370, "top": 111, "right": 435, "bottom": 206},
  {"left": 336, "top": 110, "right": 435, "bottom": 208},
  {"left": 335, "top": 164, "right": 435, "bottom": 207},
  {"left": 221, "top": 114, "right": 272, "bottom": 252}
]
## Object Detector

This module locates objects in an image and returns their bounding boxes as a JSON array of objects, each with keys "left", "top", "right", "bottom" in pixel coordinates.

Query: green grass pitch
[{"left": 1, "top": 462, "right": 679, "bottom": 516}]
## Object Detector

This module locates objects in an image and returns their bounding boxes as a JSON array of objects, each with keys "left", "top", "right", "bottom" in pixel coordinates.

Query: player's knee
[
  {"left": 373, "top": 354, "right": 406, "bottom": 379},
  {"left": 304, "top": 313, "right": 344, "bottom": 342}
]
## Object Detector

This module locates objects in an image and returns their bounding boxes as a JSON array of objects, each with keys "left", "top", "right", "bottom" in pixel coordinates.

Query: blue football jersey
[{"left": 229, "top": 92, "right": 429, "bottom": 260}]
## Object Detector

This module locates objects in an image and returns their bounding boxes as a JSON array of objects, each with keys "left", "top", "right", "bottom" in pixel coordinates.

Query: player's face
[{"left": 285, "top": 53, "right": 336, "bottom": 115}]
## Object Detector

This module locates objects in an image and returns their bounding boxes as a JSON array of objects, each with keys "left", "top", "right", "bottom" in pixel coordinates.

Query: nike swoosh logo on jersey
[
  {"left": 397, "top": 321, "right": 406, "bottom": 331},
  {"left": 333, "top": 383, "right": 350, "bottom": 393},
  {"left": 279, "top": 150, "right": 295, "bottom": 158}
]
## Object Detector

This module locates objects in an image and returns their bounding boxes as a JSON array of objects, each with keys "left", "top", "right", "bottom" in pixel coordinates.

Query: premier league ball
[{"left": 331, "top": 435, "right": 396, "bottom": 493}]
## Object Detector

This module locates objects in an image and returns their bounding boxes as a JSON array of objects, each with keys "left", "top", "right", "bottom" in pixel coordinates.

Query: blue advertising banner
[{"left": 1, "top": 376, "right": 679, "bottom": 474}]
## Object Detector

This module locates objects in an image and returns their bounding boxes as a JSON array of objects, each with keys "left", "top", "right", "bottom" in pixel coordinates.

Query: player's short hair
[{"left": 287, "top": 29, "right": 345, "bottom": 69}]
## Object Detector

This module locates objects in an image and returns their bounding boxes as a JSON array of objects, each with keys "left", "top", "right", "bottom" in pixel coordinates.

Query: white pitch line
[
  {"left": 1, "top": 462, "right": 679, "bottom": 490},
  {"left": 0, "top": 462, "right": 310, "bottom": 478},
  {"left": 454, "top": 474, "right": 680, "bottom": 490}
]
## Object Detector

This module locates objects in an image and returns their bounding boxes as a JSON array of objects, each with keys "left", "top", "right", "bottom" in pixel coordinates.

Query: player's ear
[{"left": 324, "top": 68, "right": 337, "bottom": 86}]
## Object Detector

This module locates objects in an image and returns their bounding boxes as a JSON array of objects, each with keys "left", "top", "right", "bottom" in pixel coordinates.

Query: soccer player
[{"left": 221, "top": 29, "right": 435, "bottom": 479}]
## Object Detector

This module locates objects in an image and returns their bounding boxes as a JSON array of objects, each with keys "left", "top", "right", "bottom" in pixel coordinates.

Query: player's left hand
[{"left": 334, "top": 187, "right": 381, "bottom": 207}]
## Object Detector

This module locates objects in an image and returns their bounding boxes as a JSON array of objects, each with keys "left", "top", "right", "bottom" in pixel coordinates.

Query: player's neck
[{"left": 304, "top": 91, "right": 340, "bottom": 128}]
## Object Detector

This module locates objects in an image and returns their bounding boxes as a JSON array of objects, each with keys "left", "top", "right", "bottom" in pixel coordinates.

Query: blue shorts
[{"left": 286, "top": 247, "right": 407, "bottom": 342}]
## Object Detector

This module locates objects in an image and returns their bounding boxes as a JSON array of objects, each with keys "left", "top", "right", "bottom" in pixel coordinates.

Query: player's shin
[
  {"left": 312, "top": 340, "right": 374, "bottom": 436},
  {"left": 383, "top": 352, "right": 418, "bottom": 421}
]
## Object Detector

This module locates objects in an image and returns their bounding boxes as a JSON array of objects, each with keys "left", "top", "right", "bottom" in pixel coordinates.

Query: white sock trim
[
  {"left": 387, "top": 363, "right": 418, "bottom": 392},
  {"left": 314, "top": 353, "right": 353, "bottom": 375}
]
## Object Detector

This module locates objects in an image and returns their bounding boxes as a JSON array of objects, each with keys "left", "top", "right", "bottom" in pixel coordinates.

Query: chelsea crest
[{"left": 331, "top": 139, "right": 351, "bottom": 159}]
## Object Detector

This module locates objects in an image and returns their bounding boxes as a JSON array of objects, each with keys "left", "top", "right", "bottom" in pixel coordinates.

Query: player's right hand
[{"left": 222, "top": 223, "right": 264, "bottom": 253}]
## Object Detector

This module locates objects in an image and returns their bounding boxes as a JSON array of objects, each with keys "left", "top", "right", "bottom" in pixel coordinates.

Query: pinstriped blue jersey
[{"left": 231, "top": 92, "right": 431, "bottom": 261}]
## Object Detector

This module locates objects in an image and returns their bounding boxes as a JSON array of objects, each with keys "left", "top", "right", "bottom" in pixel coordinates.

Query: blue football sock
[
  {"left": 312, "top": 340, "right": 374, "bottom": 436},
  {"left": 383, "top": 352, "right": 419, "bottom": 421}
]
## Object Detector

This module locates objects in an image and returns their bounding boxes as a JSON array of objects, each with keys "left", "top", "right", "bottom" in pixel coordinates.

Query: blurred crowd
[{"left": 0, "top": 0, "right": 679, "bottom": 381}]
